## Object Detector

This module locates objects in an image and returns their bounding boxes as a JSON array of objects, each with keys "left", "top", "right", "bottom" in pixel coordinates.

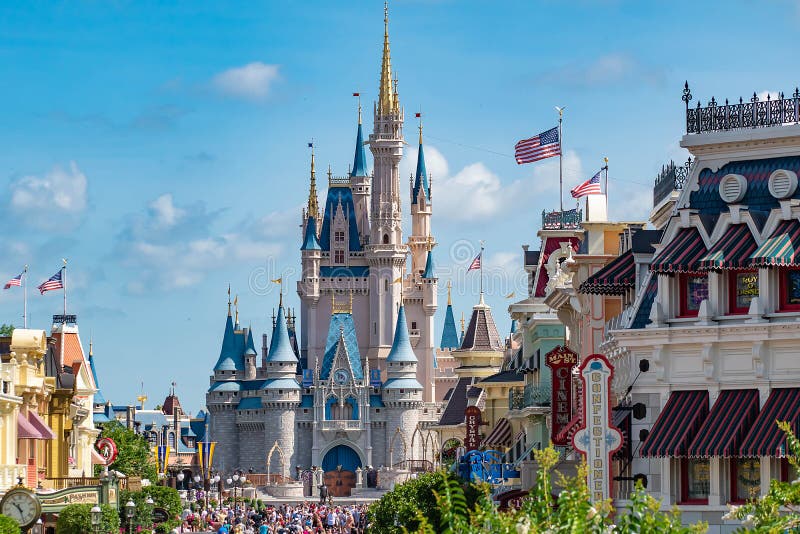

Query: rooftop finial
[
  {"left": 417, "top": 110, "right": 423, "bottom": 145},
  {"left": 227, "top": 284, "right": 232, "bottom": 316},
  {"left": 460, "top": 312, "right": 465, "bottom": 333},
  {"left": 378, "top": 1, "right": 395, "bottom": 115},
  {"left": 447, "top": 280, "right": 452, "bottom": 306},
  {"left": 234, "top": 294, "right": 239, "bottom": 326},
  {"left": 307, "top": 142, "right": 319, "bottom": 220}
]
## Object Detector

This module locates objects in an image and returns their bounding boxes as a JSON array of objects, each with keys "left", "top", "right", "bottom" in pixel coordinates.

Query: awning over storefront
[
  {"left": 17, "top": 413, "right": 39, "bottom": 439},
  {"left": 556, "top": 414, "right": 582, "bottom": 446},
  {"left": 740, "top": 388, "right": 800, "bottom": 458},
  {"left": 699, "top": 224, "right": 758, "bottom": 270},
  {"left": 612, "top": 407, "right": 632, "bottom": 460},
  {"left": 91, "top": 449, "right": 107, "bottom": 465},
  {"left": 640, "top": 390, "right": 709, "bottom": 457},
  {"left": 580, "top": 250, "right": 636, "bottom": 295},
  {"left": 482, "top": 418, "right": 512, "bottom": 448},
  {"left": 27, "top": 411, "right": 56, "bottom": 440},
  {"left": 650, "top": 227, "right": 708, "bottom": 274},
  {"left": 750, "top": 220, "right": 800, "bottom": 267},
  {"left": 687, "top": 389, "right": 759, "bottom": 457}
]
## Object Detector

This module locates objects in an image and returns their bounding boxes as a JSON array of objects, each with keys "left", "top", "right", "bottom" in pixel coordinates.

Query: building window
[
  {"left": 168, "top": 432, "right": 175, "bottom": 449},
  {"left": 779, "top": 269, "right": 800, "bottom": 311},
  {"left": 334, "top": 250, "right": 345, "bottom": 264},
  {"left": 679, "top": 273, "right": 708, "bottom": 317},
  {"left": 334, "top": 231, "right": 345, "bottom": 243},
  {"left": 729, "top": 270, "right": 759, "bottom": 314},
  {"left": 731, "top": 458, "right": 760, "bottom": 503},
  {"left": 411, "top": 321, "right": 417, "bottom": 330},
  {"left": 680, "top": 459, "right": 710, "bottom": 504}
]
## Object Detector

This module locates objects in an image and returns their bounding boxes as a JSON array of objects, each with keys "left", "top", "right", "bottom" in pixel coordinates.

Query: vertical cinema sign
[
  {"left": 545, "top": 345, "right": 577, "bottom": 444},
  {"left": 464, "top": 406, "right": 481, "bottom": 451},
  {"left": 572, "top": 354, "right": 622, "bottom": 502}
]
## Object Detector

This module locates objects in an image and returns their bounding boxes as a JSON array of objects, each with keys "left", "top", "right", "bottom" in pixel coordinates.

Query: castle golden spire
[
  {"left": 447, "top": 280, "right": 452, "bottom": 306},
  {"left": 378, "top": 1, "right": 395, "bottom": 116},
  {"left": 307, "top": 144, "right": 319, "bottom": 220}
]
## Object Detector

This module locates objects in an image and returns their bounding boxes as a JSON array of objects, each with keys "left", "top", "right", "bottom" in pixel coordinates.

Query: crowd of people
[{"left": 175, "top": 502, "right": 369, "bottom": 533}]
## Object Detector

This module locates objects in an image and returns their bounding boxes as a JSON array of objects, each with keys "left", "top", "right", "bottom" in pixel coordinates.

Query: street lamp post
[
  {"left": 177, "top": 471, "right": 185, "bottom": 491},
  {"left": 125, "top": 499, "right": 136, "bottom": 534},
  {"left": 90, "top": 504, "right": 102, "bottom": 534},
  {"left": 145, "top": 496, "right": 154, "bottom": 530}
]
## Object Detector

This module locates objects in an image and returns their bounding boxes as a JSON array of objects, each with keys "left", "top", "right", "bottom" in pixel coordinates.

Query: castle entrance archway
[{"left": 322, "top": 444, "right": 362, "bottom": 497}]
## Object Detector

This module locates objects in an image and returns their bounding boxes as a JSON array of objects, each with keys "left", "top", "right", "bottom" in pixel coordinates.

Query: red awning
[
  {"left": 699, "top": 224, "right": 758, "bottom": 270},
  {"left": 640, "top": 390, "right": 709, "bottom": 457},
  {"left": 650, "top": 227, "right": 708, "bottom": 274},
  {"left": 686, "top": 389, "right": 760, "bottom": 457},
  {"left": 27, "top": 411, "right": 56, "bottom": 440},
  {"left": 17, "top": 413, "right": 39, "bottom": 439},
  {"left": 580, "top": 250, "right": 636, "bottom": 295},
  {"left": 556, "top": 414, "right": 582, "bottom": 445},
  {"left": 482, "top": 418, "right": 512, "bottom": 448},
  {"left": 740, "top": 388, "right": 800, "bottom": 458}
]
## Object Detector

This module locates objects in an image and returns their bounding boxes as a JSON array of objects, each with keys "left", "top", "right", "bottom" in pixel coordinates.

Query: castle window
[
  {"left": 411, "top": 321, "right": 417, "bottom": 330},
  {"left": 334, "top": 231, "right": 345, "bottom": 243},
  {"left": 334, "top": 250, "right": 345, "bottom": 264},
  {"left": 383, "top": 234, "right": 389, "bottom": 244},
  {"left": 729, "top": 270, "right": 758, "bottom": 314}
]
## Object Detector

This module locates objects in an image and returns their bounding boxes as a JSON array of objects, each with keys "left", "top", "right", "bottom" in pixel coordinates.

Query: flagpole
[
  {"left": 558, "top": 107, "right": 564, "bottom": 214},
  {"left": 23, "top": 265, "right": 28, "bottom": 328},
  {"left": 62, "top": 258, "right": 67, "bottom": 316},
  {"left": 603, "top": 157, "right": 609, "bottom": 216},
  {"left": 479, "top": 241, "right": 485, "bottom": 297}
]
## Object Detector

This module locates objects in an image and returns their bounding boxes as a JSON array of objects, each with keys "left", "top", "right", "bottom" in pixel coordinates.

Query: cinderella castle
[{"left": 206, "top": 5, "right": 461, "bottom": 496}]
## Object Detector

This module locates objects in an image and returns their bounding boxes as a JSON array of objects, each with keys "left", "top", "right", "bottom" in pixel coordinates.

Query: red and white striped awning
[{"left": 482, "top": 418, "right": 512, "bottom": 448}]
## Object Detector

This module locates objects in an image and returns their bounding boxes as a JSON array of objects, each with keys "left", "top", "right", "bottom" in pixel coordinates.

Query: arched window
[
  {"left": 168, "top": 432, "right": 176, "bottom": 449},
  {"left": 383, "top": 234, "right": 389, "bottom": 244}
]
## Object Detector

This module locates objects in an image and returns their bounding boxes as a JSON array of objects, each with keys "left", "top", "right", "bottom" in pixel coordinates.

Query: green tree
[
  {"left": 55, "top": 503, "right": 120, "bottom": 534},
  {"left": 725, "top": 421, "right": 800, "bottom": 531},
  {"left": 119, "top": 485, "right": 182, "bottom": 533},
  {"left": 372, "top": 446, "right": 705, "bottom": 533},
  {"left": 0, "top": 514, "right": 20, "bottom": 534},
  {"left": 0, "top": 324, "right": 14, "bottom": 337},
  {"left": 367, "top": 471, "right": 446, "bottom": 533},
  {"left": 94, "top": 420, "right": 157, "bottom": 481}
]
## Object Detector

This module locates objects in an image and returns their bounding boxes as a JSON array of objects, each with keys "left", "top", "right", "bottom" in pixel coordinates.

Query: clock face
[
  {"left": 0, "top": 487, "right": 41, "bottom": 528},
  {"left": 334, "top": 369, "right": 350, "bottom": 385}
]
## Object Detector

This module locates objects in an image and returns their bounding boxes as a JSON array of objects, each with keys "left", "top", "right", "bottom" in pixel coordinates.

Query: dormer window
[{"left": 679, "top": 273, "right": 708, "bottom": 318}]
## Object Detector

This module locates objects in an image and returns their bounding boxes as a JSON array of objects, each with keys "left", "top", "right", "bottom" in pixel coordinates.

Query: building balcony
[
  {"left": 0, "top": 464, "right": 27, "bottom": 493},
  {"left": 509, "top": 383, "right": 550, "bottom": 411}
]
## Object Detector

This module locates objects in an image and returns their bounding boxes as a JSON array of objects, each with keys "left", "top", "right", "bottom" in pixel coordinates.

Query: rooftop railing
[
  {"left": 541, "top": 208, "right": 582, "bottom": 230},
  {"left": 684, "top": 82, "right": 800, "bottom": 134},
  {"left": 653, "top": 158, "right": 692, "bottom": 207}
]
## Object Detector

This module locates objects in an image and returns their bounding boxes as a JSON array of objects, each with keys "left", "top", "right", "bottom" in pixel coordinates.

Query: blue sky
[{"left": 1, "top": 0, "right": 798, "bottom": 414}]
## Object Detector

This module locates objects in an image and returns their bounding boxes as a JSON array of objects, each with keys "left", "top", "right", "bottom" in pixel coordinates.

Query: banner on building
[
  {"left": 369, "top": 368, "right": 382, "bottom": 388},
  {"left": 153, "top": 446, "right": 171, "bottom": 475},
  {"left": 465, "top": 406, "right": 482, "bottom": 451},
  {"left": 572, "top": 354, "right": 623, "bottom": 502},
  {"left": 197, "top": 441, "right": 216, "bottom": 475},
  {"left": 545, "top": 345, "right": 578, "bottom": 444},
  {"left": 302, "top": 369, "right": 313, "bottom": 388}
]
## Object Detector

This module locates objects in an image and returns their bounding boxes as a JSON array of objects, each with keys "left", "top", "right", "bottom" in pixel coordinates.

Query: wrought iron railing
[
  {"left": 684, "top": 82, "right": 800, "bottom": 134},
  {"left": 509, "top": 388, "right": 525, "bottom": 410},
  {"left": 652, "top": 158, "right": 692, "bottom": 207},
  {"left": 541, "top": 208, "right": 582, "bottom": 230},
  {"left": 523, "top": 382, "right": 550, "bottom": 408}
]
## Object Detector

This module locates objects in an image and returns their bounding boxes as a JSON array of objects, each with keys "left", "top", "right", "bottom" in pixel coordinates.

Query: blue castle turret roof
[
  {"left": 412, "top": 140, "right": 430, "bottom": 204},
  {"left": 423, "top": 250, "right": 435, "bottom": 279},
  {"left": 244, "top": 327, "right": 257, "bottom": 356},
  {"left": 386, "top": 305, "right": 418, "bottom": 363},
  {"left": 440, "top": 303, "right": 460, "bottom": 350},
  {"left": 351, "top": 121, "right": 368, "bottom": 177},
  {"left": 213, "top": 312, "right": 243, "bottom": 371},
  {"left": 301, "top": 216, "right": 321, "bottom": 251},
  {"left": 266, "top": 306, "right": 298, "bottom": 363}
]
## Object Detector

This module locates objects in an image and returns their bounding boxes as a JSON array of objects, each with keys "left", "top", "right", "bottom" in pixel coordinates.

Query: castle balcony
[
  {"left": 319, "top": 278, "right": 369, "bottom": 291},
  {"left": 319, "top": 419, "right": 363, "bottom": 439}
]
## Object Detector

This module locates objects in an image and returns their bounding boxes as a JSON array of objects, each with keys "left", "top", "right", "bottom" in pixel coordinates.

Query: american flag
[
  {"left": 571, "top": 171, "right": 603, "bottom": 198},
  {"left": 38, "top": 269, "right": 63, "bottom": 294},
  {"left": 468, "top": 252, "right": 482, "bottom": 272},
  {"left": 514, "top": 127, "right": 561, "bottom": 164},
  {"left": 4, "top": 271, "right": 23, "bottom": 290}
]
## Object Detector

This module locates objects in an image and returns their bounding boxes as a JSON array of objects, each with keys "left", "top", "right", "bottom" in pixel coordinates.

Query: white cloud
[
  {"left": 405, "top": 144, "right": 583, "bottom": 222},
  {"left": 757, "top": 90, "right": 780, "bottom": 101},
  {"left": 538, "top": 53, "right": 665, "bottom": 88},
  {"left": 212, "top": 62, "right": 280, "bottom": 100},
  {"left": 117, "top": 194, "right": 284, "bottom": 292},
  {"left": 149, "top": 194, "right": 185, "bottom": 229},
  {"left": 9, "top": 162, "right": 88, "bottom": 229}
]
